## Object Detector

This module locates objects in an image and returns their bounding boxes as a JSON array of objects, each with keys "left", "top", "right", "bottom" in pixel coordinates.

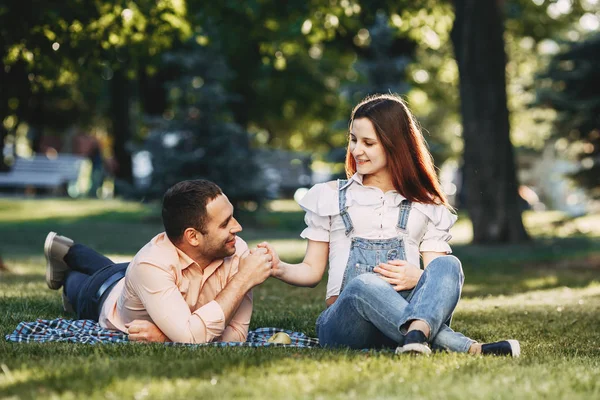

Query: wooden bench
[{"left": 0, "top": 154, "right": 88, "bottom": 195}]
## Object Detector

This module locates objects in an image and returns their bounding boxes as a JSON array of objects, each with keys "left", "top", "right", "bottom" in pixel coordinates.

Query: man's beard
[{"left": 210, "top": 243, "right": 236, "bottom": 260}]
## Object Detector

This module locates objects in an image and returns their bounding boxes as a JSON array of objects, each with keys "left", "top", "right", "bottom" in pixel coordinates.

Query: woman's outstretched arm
[{"left": 257, "top": 240, "right": 328, "bottom": 287}]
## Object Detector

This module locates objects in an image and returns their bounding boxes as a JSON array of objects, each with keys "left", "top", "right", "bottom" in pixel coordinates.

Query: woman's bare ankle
[
  {"left": 407, "top": 320, "right": 430, "bottom": 338},
  {"left": 468, "top": 343, "right": 482, "bottom": 355}
]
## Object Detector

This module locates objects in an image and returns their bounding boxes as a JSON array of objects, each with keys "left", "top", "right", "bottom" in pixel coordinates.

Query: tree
[
  {"left": 451, "top": 0, "right": 529, "bottom": 243},
  {"left": 136, "top": 40, "right": 266, "bottom": 203},
  {"left": 0, "top": 1, "right": 190, "bottom": 182},
  {"left": 537, "top": 33, "right": 600, "bottom": 199}
]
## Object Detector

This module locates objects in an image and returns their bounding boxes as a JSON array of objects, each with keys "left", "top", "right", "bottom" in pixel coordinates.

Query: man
[{"left": 45, "top": 179, "right": 273, "bottom": 343}]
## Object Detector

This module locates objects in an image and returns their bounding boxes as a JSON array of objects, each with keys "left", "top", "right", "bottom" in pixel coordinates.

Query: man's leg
[
  {"left": 63, "top": 270, "right": 90, "bottom": 314},
  {"left": 66, "top": 262, "right": 128, "bottom": 320},
  {"left": 45, "top": 232, "right": 118, "bottom": 289},
  {"left": 63, "top": 243, "right": 117, "bottom": 275}
]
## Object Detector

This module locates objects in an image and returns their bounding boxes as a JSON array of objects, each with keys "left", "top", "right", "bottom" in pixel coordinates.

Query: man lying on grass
[{"left": 44, "top": 179, "right": 273, "bottom": 343}]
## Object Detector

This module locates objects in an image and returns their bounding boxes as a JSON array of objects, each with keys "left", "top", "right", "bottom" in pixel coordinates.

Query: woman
[{"left": 260, "top": 94, "right": 519, "bottom": 356}]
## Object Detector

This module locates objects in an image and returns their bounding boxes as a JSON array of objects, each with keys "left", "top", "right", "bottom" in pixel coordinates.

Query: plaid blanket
[{"left": 5, "top": 318, "right": 319, "bottom": 348}]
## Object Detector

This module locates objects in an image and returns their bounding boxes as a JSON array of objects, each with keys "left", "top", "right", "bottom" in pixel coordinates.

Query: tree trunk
[
  {"left": 0, "top": 59, "right": 10, "bottom": 172},
  {"left": 451, "top": 0, "right": 529, "bottom": 244},
  {"left": 28, "top": 92, "right": 45, "bottom": 153},
  {"left": 110, "top": 68, "right": 133, "bottom": 184}
]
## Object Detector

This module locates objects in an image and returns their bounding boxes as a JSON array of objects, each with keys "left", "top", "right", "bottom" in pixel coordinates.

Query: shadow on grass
[
  {"left": 1, "top": 208, "right": 598, "bottom": 304},
  {"left": 454, "top": 237, "right": 600, "bottom": 297},
  {"left": 2, "top": 304, "right": 599, "bottom": 398}
]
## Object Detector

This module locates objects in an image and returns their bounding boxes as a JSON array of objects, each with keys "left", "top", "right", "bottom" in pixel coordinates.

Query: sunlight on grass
[
  {"left": 2, "top": 198, "right": 600, "bottom": 399},
  {"left": 450, "top": 218, "right": 473, "bottom": 244},
  {"left": 267, "top": 199, "right": 302, "bottom": 212},
  {"left": 522, "top": 210, "right": 600, "bottom": 238},
  {"left": 522, "top": 275, "right": 560, "bottom": 290},
  {"left": 460, "top": 283, "right": 600, "bottom": 310},
  {"left": 0, "top": 199, "right": 153, "bottom": 223},
  {"left": 247, "top": 238, "right": 307, "bottom": 261}
]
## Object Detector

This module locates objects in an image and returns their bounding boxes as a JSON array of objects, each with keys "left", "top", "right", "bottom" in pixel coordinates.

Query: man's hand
[
  {"left": 125, "top": 319, "right": 169, "bottom": 343},
  {"left": 256, "top": 241, "right": 281, "bottom": 278},
  {"left": 373, "top": 260, "right": 423, "bottom": 291},
  {"left": 236, "top": 247, "right": 272, "bottom": 289}
]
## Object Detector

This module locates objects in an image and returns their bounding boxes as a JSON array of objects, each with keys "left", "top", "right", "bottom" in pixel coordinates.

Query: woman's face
[{"left": 349, "top": 118, "right": 388, "bottom": 177}]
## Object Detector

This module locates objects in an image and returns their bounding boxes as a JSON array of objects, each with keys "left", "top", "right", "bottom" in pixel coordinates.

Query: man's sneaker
[
  {"left": 62, "top": 292, "right": 75, "bottom": 314},
  {"left": 481, "top": 340, "right": 521, "bottom": 357},
  {"left": 44, "top": 231, "right": 74, "bottom": 290},
  {"left": 395, "top": 330, "right": 432, "bottom": 355}
]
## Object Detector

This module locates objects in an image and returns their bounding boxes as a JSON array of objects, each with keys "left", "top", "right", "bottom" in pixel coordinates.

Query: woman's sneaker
[
  {"left": 481, "top": 340, "right": 521, "bottom": 357},
  {"left": 44, "top": 232, "right": 74, "bottom": 290},
  {"left": 396, "top": 330, "right": 432, "bottom": 355}
]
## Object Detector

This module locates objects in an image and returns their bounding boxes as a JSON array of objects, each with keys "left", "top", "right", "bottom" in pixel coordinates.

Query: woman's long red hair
[{"left": 345, "top": 94, "right": 450, "bottom": 207}]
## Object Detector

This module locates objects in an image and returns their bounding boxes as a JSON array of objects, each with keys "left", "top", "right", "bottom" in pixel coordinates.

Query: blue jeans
[
  {"left": 63, "top": 244, "right": 128, "bottom": 321},
  {"left": 317, "top": 256, "right": 474, "bottom": 352}
]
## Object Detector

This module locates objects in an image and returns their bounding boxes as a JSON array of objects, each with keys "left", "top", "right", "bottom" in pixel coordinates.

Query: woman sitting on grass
[{"left": 259, "top": 94, "right": 519, "bottom": 356}]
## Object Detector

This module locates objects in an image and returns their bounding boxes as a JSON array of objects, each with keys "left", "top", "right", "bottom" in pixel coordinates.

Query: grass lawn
[{"left": 1, "top": 198, "right": 599, "bottom": 399}]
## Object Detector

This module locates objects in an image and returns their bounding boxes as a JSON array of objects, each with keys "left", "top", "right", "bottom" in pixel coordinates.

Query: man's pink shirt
[{"left": 98, "top": 233, "right": 252, "bottom": 344}]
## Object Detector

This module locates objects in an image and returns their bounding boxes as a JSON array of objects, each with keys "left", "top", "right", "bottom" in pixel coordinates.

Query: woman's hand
[
  {"left": 374, "top": 260, "right": 423, "bottom": 291},
  {"left": 125, "top": 320, "right": 169, "bottom": 343},
  {"left": 256, "top": 241, "right": 281, "bottom": 278}
]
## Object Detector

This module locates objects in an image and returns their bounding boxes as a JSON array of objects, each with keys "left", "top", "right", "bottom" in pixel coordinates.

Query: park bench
[{"left": 0, "top": 154, "right": 88, "bottom": 195}]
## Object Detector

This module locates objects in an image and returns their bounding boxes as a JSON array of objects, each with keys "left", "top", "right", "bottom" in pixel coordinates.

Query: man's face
[{"left": 200, "top": 194, "right": 242, "bottom": 259}]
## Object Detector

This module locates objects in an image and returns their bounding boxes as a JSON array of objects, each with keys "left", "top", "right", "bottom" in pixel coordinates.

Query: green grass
[{"left": 1, "top": 199, "right": 599, "bottom": 399}]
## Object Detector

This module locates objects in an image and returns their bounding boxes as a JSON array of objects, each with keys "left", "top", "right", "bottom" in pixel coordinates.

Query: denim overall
[
  {"left": 315, "top": 179, "right": 474, "bottom": 352},
  {"left": 338, "top": 179, "right": 412, "bottom": 296}
]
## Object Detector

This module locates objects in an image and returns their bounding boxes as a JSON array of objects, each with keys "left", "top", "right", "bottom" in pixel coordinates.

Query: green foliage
[
  {"left": 134, "top": 40, "right": 266, "bottom": 203},
  {"left": 537, "top": 33, "right": 600, "bottom": 198},
  {"left": 0, "top": 0, "right": 191, "bottom": 169}
]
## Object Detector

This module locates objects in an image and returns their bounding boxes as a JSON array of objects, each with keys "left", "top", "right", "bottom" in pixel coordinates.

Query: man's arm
[
  {"left": 127, "top": 288, "right": 253, "bottom": 343},
  {"left": 127, "top": 250, "right": 271, "bottom": 344},
  {"left": 220, "top": 290, "right": 252, "bottom": 342},
  {"left": 213, "top": 254, "right": 256, "bottom": 327}
]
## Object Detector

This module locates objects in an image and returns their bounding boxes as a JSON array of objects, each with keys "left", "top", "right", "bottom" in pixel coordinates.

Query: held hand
[
  {"left": 238, "top": 248, "right": 272, "bottom": 288},
  {"left": 125, "top": 319, "right": 169, "bottom": 343},
  {"left": 256, "top": 242, "right": 281, "bottom": 277},
  {"left": 373, "top": 260, "right": 423, "bottom": 291}
]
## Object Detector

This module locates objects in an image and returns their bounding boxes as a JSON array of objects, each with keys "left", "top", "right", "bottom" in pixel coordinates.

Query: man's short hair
[{"left": 162, "top": 179, "right": 223, "bottom": 242}]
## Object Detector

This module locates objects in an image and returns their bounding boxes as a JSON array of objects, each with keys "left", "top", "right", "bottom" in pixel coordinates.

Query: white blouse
[{"left": 298, "top": 173, "right": 457, "bottom": 300}]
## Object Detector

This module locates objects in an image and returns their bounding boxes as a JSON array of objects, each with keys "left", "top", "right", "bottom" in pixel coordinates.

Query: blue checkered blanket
[{"left": 5, "top": 318, "right": 319, "bottom": 348}]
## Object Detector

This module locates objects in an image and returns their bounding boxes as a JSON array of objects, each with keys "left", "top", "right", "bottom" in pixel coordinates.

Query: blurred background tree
[
  {"left": 133, "top": 37, "right": 266, "bottom": 203},
  {"left": 537, "top": 33, "right": 600, "bottom": 199},
  {"left": 451, "top": 0, "right": 529, "bottom": 243},
  {"left": 0, "top": 0, "right": 190, "bottom": 181},
  {"left": 1, "top": 0, "right": 598, "bottom": 243}
]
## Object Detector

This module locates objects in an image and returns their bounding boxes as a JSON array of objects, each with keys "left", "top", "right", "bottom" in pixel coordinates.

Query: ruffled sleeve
[
  {"left": 297, "top": 182, "right": 339, "bottom": 242},
  {"left": 413, "top": 203, "right": 458, "bottom": 253}
]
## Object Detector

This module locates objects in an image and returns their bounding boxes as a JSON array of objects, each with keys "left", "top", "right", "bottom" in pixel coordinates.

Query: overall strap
[
  {"left": 337, "top": 179, "right": 354, "bottom": 236},
  {"left": 396, "top": 199, "right": 412, "bottom": 234}
]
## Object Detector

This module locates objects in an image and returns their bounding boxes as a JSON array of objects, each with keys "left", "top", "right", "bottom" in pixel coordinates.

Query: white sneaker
[
  {"left": 44, "top": 232, "right": 74, "bottom": 290},
  {"left": 395, "top": 330, "right": 432, "bottom": 355}
]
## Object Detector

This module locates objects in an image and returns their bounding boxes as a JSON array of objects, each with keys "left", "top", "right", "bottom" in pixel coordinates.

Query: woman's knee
[
  {"left": 427, "top": 255, "right": 464, "bottom": 282},
  {"left": 344, "top": 273, "right": 390, "bottom": 298}
]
